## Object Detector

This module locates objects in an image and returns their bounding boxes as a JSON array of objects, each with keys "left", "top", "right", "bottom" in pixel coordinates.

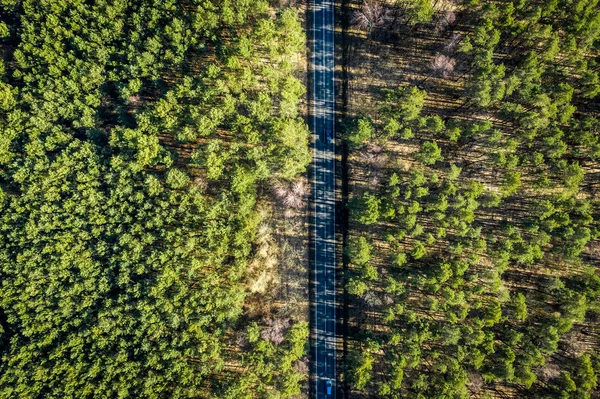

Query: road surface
[{"left": 312, "top": 0, "right": 336, "bottom": 398}]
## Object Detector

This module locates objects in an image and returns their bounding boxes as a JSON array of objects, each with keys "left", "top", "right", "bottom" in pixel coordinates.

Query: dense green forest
[
  {"left": 344, "top": 0, "right": 600, "bottom": 398},
  {"left": 0, "top": 1, "right": 310, "bottom": 397}
]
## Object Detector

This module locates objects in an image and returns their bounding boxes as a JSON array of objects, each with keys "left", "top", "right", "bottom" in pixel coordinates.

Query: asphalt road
[{"left": 312, "top": 0, "right": 337, "bottom": 398}]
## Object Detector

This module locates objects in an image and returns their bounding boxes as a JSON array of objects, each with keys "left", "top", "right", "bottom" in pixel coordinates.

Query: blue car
[
  {"left": 325, "top": 128, "right": 333, "bottom": 144},
  {"left": 325, "top": 379, "right": 332, "bottom": 396}
]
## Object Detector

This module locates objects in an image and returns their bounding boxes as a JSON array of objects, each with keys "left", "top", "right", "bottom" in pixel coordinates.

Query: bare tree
[
  {"left": 589, "top": 240, "right": 600, "bottom": 259},
  {"left": 564, "top": 332, "right": 588, "bottom": 357},
  {"left": 235, "top": 331, "right": 248, "bottom": 348},
  {"left": 364, "top": 291, "right": 383, "bottom": 308},
  {"left": 359, "top": 143, "right": 388, "bottom": 187},
  {"left": 359, "top": 143, "right": 386, "bottom": 167},
  {"left": 435, "top": 10, "right": 456, "bottom": 33},
  {"left": 430, "top": 53, "right": 456, "bottom": 77},
  {"left": 128, "top": 94, "right": 141, "bottom": 105},
  {"left": 443, "top": 32, "right": 462, "bottom": 54},
  {"left": 467, "top": 372, "right": 484, "bottom": 394},
  {"left": 261, "top": 318, "right": 290, "bottom": 345},
  {"left": 193, "top": 176, "right": 208, "bottom": 192},
  {"left": 539, "top": 363, "right": 561, "bottom": 382},
  {"left": 296, "top": 357, "right": 309, "bottom": 375},
  {"left": 352, "top": 0, "right": 390, "bottom": 35},
  {"left": 273, "top": 177, "right": 307, "bottom": 217}
]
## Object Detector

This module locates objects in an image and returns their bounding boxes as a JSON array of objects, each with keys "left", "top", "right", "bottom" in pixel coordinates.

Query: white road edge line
[
  {"left": 312, "top": 1, "right": 318, "bottom": 398},
  {"left": 330, "top": 1, "right": 336, "bottom": 397}
]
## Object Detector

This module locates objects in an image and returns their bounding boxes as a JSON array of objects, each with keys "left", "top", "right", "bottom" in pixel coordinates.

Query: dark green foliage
[
  {"left": 0, "top": 1, "right": 309, "bottom": 397},
  {"left": 345, "top": 116, "right": 375, "bottom": 148},
  {"left": 416, "top": 141, "right": 444, "bottom": 165},
  {"left": 166, "top": 168, "right": 190, "bottom": 189},
  {"left": 350, "top": 192, "right": 381, "bottom": 225},
  {"left": 381, "top": 86, "right": 426, "bottom": 124}
]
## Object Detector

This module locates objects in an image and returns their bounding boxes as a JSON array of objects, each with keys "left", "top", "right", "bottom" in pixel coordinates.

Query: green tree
[
  {"left": 345, "top": 117, "right": 374, "bottom": 148},
  {"left": 348, "top": 346, "right": 375, "bottom": 390},
  {"left": 347, "top": 236, "right": 374, "bottom": 265},
  {"left": 509, "top": 292, "right": 528, "bottom": 321},
  {"left": 351, "top": 192, "right": 381, "bottom": 225},
  {"left": 382, "top": 86, "right": 426, "bottom": 122},
  {"left": 166, "top": 168, "right": 191, "bottom": 189},
  {"left": 416, "top": 141, "right": 444, "bottom": 165}
]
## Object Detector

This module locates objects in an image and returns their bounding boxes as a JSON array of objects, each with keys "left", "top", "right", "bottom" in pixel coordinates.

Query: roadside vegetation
[
  {"left": 0, "top": 1, "right": 310, "bottom": 397},
  {"left": 343, "top": 0, "right": 600, "bottom": 397}
]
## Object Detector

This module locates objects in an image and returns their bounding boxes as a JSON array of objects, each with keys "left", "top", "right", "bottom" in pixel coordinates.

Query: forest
[
  {"left": 0, "top": 0, "right": 311, "bottom": 398},
  {"left": 343, "top": 0, "right": 600, "bottom": 398},
  {"left": 3, "top": 0, "right": 600, "bottom": 398}
]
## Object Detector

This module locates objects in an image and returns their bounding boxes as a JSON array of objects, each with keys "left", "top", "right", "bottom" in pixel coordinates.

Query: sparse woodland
[
  {"left": 0, "top": 1, "right": 311, "bottom": 398},
  {"left": 344, "top": 0, "right": 600, "bottom": 397}
]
